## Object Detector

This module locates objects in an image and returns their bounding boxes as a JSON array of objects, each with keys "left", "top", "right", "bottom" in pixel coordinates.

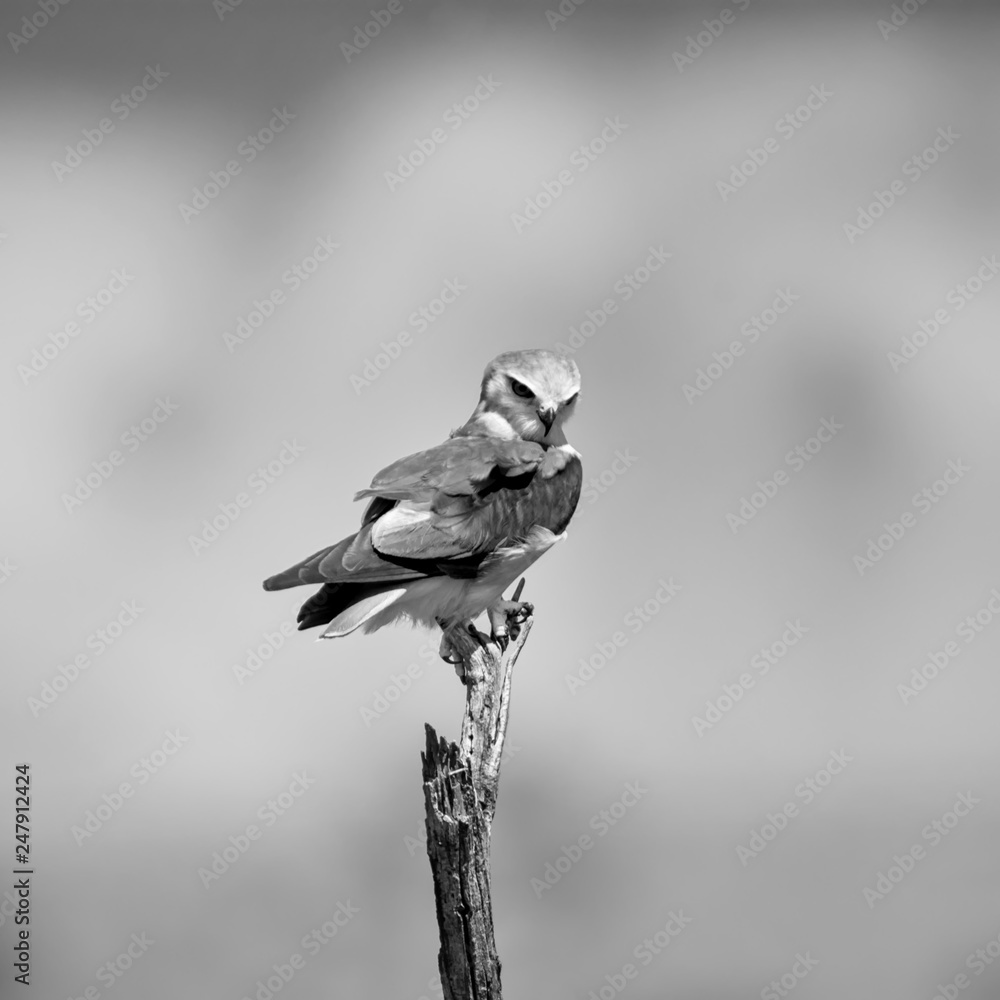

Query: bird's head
[{"left": 478, "top": 349, "right": 581, "bottom": 445}]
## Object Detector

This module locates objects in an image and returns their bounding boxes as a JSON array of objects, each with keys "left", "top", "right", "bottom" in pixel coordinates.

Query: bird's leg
[
  {"left": 437, "top": 617, "right": 490, "bottom": 680},
  {"left": 437, "top": 617, "right": 463, "bottom": 665},
  {"left": 487, "top": 579, "right": 533, "bottom": 650}
]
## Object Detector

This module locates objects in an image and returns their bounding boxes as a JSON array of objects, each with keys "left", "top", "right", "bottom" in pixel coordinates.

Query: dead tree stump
[{"left": 421, "top": 591, "right": 533, "bottom": 1000}]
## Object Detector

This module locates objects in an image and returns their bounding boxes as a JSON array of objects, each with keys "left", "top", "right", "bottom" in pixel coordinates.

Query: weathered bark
[{"left": 421, "top": 609, "right": 533, "bottom": 1000}]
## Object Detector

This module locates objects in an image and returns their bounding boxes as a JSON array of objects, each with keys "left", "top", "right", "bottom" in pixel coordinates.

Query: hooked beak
[{"left": 536, "top": 406, "right": 557, "bottom": 434}]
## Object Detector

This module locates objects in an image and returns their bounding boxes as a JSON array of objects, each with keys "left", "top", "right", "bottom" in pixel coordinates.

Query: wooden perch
[{"left": 421, "top": 582, "right": 533, "bottom": 1000}]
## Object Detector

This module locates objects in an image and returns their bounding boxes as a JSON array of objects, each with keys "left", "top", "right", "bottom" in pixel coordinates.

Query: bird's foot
[
  {"left": 438, "top": 619, "right": 490, "bottom": 680},
  {"left": 488, "top": 597, "right": 534, "bottom": 650},
  {"left": 437, "top": 619, "right": 463, "bottom": 664}
]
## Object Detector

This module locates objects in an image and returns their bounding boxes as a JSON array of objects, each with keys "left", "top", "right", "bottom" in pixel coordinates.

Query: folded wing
[
  {"left": 263, "top": 435, "right": 580, "bottom": 592},
  {"left": 364, "top": 437, "right": 580, "bottom": 564}
]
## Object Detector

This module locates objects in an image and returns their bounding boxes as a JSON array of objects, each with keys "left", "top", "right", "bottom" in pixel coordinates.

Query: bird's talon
[
  {"left": 487, "top": 596, "right": 533, "bottom": 650},
  {"left": 439, "top": 626, "right": 465, "bottom": 664}
]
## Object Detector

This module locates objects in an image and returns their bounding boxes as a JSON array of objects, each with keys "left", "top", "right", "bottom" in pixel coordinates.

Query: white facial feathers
[{"left": 476, "top": 349, "right": 581, "bottom": 444}]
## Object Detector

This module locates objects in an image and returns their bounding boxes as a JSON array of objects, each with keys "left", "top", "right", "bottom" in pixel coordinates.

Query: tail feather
[
  {"left": 264, "top": 526, "right": 430, "bottom": 634},
  {"left": 296, "top": 580, "right": 407, "bottom": 633},
  {"left": 319, "top": 586, "right": 408, "bottom": 638}
]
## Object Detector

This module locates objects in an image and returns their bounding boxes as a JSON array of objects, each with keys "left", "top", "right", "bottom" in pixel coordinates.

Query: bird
[{"left": 262, "top": 349, "right": 583, "bottom": 661}]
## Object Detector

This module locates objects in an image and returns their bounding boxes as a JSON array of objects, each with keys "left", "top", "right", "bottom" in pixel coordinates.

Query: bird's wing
[
  {"left": 356, "top": 436, "right": 581, "bottom": 563},
  {"left": 263, "top": 437, "right": 581, "bottom": 592},
  {"left": 355, "top": 436, "right": 543, "bottom": 505},
  {"left": 262, "top": 531, "right": 427, "bottom": 590}
]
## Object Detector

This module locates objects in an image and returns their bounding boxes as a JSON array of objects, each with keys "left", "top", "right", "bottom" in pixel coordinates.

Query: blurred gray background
[{"left": 3, "top": 0, "right": 1000, "bottom": 997}]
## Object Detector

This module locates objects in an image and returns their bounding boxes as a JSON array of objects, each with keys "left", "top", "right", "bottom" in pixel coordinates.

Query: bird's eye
[
  {"left": 510, "top": 378, "right": 534, "bottom": 399},
  {"left": 564, "top": 392, "right": 579, "bottom": 406}
]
